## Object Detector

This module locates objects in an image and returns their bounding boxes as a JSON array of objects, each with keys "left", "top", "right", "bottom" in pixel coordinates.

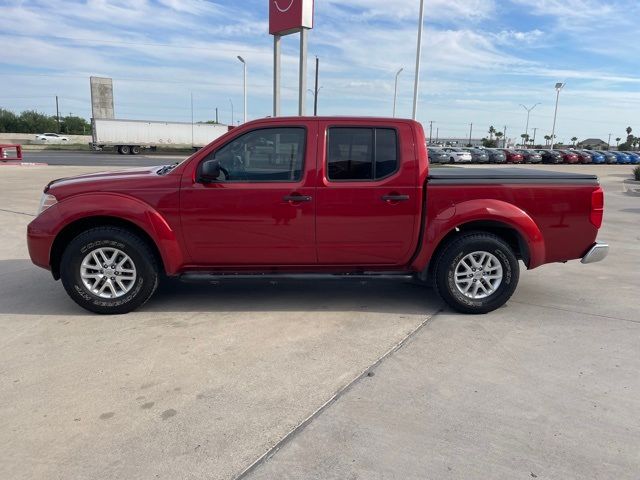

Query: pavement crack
[
  {"left": 512, "top": 300, "right": 640, "bottom": 325},
  {"left": 233, "top": 307, "right": 444, "bottom": 480},
  {"left": 0, "top": 208, "right": 35, "bottom": 217}
]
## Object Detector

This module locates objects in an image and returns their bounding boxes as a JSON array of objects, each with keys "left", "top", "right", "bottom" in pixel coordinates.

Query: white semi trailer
[{"left": 91, "top": 119, "right": 230, "bottom": 155}]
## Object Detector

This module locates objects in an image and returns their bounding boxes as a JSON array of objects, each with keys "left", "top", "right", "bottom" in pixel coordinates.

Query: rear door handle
[
  {"left": 283, "top": 194, "right": 312, "bottom": 203},
  {"left": 382, "top": 194, "right": 410, "bottom": 202}
]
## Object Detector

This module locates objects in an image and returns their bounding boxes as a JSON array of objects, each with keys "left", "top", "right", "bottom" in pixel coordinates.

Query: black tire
[
  {"left": 130, "top": 145, "right": 141, "bottom": 155},
  {"left": 60, "top": 227, "right": 159, "bottom": 314},
  {"left": 119, "top": 145, "right": 131, "bottom": 155},
  {"left": 433, "top": 232, "right": 519, "bottom": 314}
]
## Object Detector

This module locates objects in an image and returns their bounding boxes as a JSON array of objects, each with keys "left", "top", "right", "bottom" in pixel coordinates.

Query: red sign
[{"left": 269, "top": 0, "right": 314, "bottom": 36}]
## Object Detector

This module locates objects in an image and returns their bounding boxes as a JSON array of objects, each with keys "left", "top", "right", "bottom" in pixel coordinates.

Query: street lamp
[
  {"left": 412, "top": 0, "right": 425, "bottom": 120},
  {"left": 519, "top": 103, "right": 540, "bottom": 138},
  {"left": 393, "top": 67, "right": 403, "bottom": 117},
  {"left": 549, "top": 82, "right": 565, "bottom": 150},
  {"left": 229, "top": 99, "right": 234, "bottom": 126},
  {"left": 237, "top": 56, "right": 247, "bottom": 123}
]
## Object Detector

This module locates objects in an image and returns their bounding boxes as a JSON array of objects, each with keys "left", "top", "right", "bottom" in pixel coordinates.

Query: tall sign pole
[
  {"left": 269, "top": 0, "right": 314, "bottom": 117},
  {"left": 412, "top": 0, "right": 425, "bottom": 120}
]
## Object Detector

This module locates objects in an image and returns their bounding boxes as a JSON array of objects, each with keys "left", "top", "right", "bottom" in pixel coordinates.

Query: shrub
[{"left": 634, "top": 166, "right": 640, "bottom": 181}]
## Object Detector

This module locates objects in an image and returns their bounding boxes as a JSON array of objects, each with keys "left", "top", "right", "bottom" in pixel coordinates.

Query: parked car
[
  {"left": 35, "top": 133, "right": 69, "bottom": 142},
  {"left": 597, "top": 151, "right": 618, "bottom": 164},
  {"left": 501, "top": 149, "right": 524, "bottom": 163},
  {"left": 557, "top": 150, "right": 580, "bottom": 164},
  {"left": 536, "top": 149, "right": 563, "bottom": 164},
  {"left": 622, "top": 152, "right": 640, "bottom": 164},
  {"left": 516, "top": 149, "right": 542, "bottom": 163},
  {"left": 582, "top": 150, "right": 606, "bottom": 164},
  {"left": 611, "top": 152, "right": 631, "bottom": 164},
  {"left": 463, "top": 148, "right": 490, "bottom": 163},
  {"left": 27, "top": 116, "right": 608, "bottom": 315},
  {"left": 427, "top": 147, "right": 449, "bottom": 164},
  {"left": 486, "top": 148, "right": 507, "bottom": 163},
  {"left": 573, "top": 150, "right": 593, "bottom": 164},
  {"left": 441, "top": 147, "right": 472, "bottom": 163}
]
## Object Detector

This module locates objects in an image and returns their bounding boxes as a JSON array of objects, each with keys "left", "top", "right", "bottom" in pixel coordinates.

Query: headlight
[{"left": 37, "top": 193, "right": 57, "bottom": 215}]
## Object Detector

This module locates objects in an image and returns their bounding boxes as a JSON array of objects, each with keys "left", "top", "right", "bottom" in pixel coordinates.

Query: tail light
[{"left": 590, "top": 187, "right": 604, "bottom": 228}]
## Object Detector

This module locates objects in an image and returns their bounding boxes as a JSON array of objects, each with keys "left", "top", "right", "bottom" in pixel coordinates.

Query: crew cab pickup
[{"left": 27, "top": 117, "right": 608, "bottom": 314}]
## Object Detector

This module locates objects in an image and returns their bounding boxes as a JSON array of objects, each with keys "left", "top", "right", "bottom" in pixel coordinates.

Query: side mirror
[{"left": 200, "top": 159, "right": 222, "bottom": 183}]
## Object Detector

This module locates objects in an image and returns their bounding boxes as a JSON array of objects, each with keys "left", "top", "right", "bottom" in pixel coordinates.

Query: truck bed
[{"left": 428, "top": 167, "right": 598, "bottom": 184}]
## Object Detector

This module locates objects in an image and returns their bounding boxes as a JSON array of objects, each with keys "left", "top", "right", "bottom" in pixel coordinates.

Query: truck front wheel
[
  {"left": 433, "top": 232, "right": 519, "bottom": 314},
  {"left": 60, "top": 227, "right": 160, "bottom": 314},
  {"left": 119, "top": 145, "right": 130, "bottom": 155}
]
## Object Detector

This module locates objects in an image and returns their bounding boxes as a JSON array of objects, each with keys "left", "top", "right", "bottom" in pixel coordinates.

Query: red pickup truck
[{"left": 27, "top": 117, "right": 608, "bottom": 315}]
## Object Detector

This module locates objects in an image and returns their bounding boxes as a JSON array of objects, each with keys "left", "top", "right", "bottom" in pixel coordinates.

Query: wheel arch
[{"left": 50, "top": 216, "right": 165, "bottom": 280}]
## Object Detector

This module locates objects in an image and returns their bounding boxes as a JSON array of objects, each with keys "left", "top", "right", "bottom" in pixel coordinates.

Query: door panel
[
  {"left": 179, "top": 124, "right": 317, "bottom": 266},
  {"left": 315, "top": 122, "right": 421, "bottom": 265}
]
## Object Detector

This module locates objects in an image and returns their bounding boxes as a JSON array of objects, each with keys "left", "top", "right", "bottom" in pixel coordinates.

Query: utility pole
[
  {"left": 215, "top": 107, "right": 219, "bottom": 124},
  {"left": 468, "top": 123, "right": 473, "bottom": 146},
  {"left": 436, "top": 127, "right": 439, "bottom": 143},
  {"left": 532, "top": 127, "right": 537, "bottom": 147},
  {"left": 607, "top": 133, "right": 612, "bottom": 149},
  {"left": 429, "top": 121, "right": 434, "bottom": 143},
  {"left": 229, "top": 99, "right": 234, "bottom": 126},
  {"left": 313, "top": 56, "right": 319, "bottom": 116},
  {"left": 237, "top": 56, "right": 247, "bottom": 123},
  {"left": 55, "top": 95, "right": 60, "bottom": 133},
  {"left": 412, "top": 0, "right": 425, "bottom": 120},
  {"left": 503, "top": 125, "right": 507, "bottom": 148}
]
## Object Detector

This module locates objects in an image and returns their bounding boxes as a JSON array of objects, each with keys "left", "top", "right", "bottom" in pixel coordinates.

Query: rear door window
[{"left": 326, "top": 127, "right": 398, "bottom": 181}]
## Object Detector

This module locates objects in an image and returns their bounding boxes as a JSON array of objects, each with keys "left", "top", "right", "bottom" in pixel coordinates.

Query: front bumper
[{"left": 581, "top": 242, "right": 609, "bottom": 264}]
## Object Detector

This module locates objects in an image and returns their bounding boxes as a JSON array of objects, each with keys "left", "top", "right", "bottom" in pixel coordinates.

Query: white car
[
  {"left": 441, "top": 147, "right": 472, "bottom": 163},
  {"left": 35, "top": 133, "right": 69, "bottom": 142}
]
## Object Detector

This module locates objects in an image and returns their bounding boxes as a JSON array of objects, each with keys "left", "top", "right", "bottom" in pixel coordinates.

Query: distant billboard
[
  {"left": 90, "top": 76, "right": 115, "bottom": 120},
  {"left": 269, "top": 0, "right": 314, "bottom": 36}
]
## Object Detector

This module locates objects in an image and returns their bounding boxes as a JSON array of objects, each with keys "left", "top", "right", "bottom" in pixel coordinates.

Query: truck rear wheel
[
  {"left": 119, "top": 145, "right": 131, "bottom": 155},
  {"left": 60, "top": 227, "right": 159, "bottom": 314},
  {"left": 130, "top": 146, "right": 141, "bottom": 155},
  {"left": 433, "top": 232, "right": 519, "bottom": 314}
]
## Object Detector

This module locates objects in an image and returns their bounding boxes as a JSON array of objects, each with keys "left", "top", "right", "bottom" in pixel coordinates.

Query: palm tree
[
  {"left": 626, "top": 126, "right": 633, "bottom": 136},
  {"left": 571, "top": 136, "right": 578, "bottom": 146},
  {"left": 495, "top": 131, "right": 504, "bottom": 147},
  {"left": 616, "top": 137, "right": 621, "bottom": 147},
  {"left": 520, "top": 133, "right": 529, "bottom": 146},
  {"left": 544, "top": 135, "right": 551, "bottom": 146},
  {"left": 488, "top": 126, "right": 496, "bottom": 141}
]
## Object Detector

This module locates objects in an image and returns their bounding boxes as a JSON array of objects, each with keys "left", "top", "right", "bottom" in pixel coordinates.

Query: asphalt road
[{"left": 22, "top": 151, "right": 188, "bottom": 167}]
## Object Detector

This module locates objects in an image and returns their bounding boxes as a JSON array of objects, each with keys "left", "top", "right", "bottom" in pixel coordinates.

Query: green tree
[
  {"left": 495, "top": 131, "right": 504, "bottom": 147},
  {"left": 616, "top": 137, "right": 621, "bottom": 147},
  {"left": 17, "top": 110, "right": 57, "bottom": 133},
  {"left": 0, "top": 108, "right": 20, "bottom": 133},
  {"left": 544, "top": 135, "right": 551, "bottom": 146},
  {"left": 571, "top": 136, "right": 578, "bottom": 146},
  {"left": 481, "top": 137, "right": 497, "bottom": 148},
  {"left": 520, "top": 133, "right": 529, "bottom": 146},
  {"left": 61, "top": 115, "right": 90, "bottom": 135},
  {"left": 488, "top": 126, "right": 496, "bottom": 141}
]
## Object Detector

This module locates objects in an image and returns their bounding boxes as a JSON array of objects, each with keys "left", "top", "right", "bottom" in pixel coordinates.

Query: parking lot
[{"left": 1, "top": 163, "right": 639, "bottom": 479}]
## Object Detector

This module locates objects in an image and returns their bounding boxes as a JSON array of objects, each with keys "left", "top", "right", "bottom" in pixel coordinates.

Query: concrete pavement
[{"left": 0, "top": 164, "right": 638, "bottom": 480}]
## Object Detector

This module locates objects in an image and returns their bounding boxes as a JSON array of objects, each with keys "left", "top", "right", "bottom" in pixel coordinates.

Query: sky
[{"left": 1, "top": 0, "right": 638, "bottom": 144}]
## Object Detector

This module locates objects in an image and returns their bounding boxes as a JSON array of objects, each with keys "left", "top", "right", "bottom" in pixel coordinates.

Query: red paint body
[
  {"left": 559, "top": 150, "right": 580, "bottom": 164},
  {"left": 27, "top": 117, "right": 604, "bottom": 279}
]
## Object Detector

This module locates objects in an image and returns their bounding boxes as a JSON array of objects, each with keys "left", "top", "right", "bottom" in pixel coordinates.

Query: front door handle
[
  {"left": 283, "top": 194, "right": 312, "bottom": 203},
  {"left": 382, "top": 194, "right": 410, "bottom": 202}
]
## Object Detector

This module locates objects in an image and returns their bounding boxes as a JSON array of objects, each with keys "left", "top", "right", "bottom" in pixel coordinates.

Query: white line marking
[{"left": 274, "top": 0, "right": 294, "bottom": 13}]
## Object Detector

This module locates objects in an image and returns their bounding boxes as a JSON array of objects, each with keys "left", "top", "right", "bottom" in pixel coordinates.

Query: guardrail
[{"left": 0, "top": 144, "right": 23, "bottom": 162}]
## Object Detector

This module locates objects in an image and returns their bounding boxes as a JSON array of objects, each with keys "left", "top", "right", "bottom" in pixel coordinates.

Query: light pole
[
  {"left": 237, "top": 56, "right": 247, "bottom": 123},
  {"left": 229, "top": 99, "right": 234, "bottom": 126},
  {"left": 393, "top": 67, "right": 403, "bottom": 117},
  {"left": 412, "top": 0, "right": 425, "bottom": 120},
  {"left": 550, "top": 82, "right": 565, "bottom": 150},
  {"left": 520, "top": 103, "right": 540, "bottom": 138}
]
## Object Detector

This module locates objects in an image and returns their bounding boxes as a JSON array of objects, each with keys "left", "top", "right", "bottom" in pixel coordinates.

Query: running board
[{"left": 178, "top": 272, "right": 413, "bottom": 283}]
